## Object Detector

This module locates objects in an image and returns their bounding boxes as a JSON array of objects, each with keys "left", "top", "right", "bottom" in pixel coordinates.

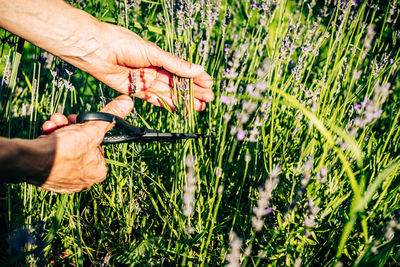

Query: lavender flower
[
  {"left": 235, "top": 111, "right": 250, "bottom": 124},
  {"left": 362, "top": 24, "right": 375, "bottom": 59},
  {"left": 248, "top": 126, "right": 260, "bottom": 142},
  {"left": 38, "top": 51, "right": 54, "bottom": 69},
  {"left": 215, "top": 167, "right": 223, "bottom": 177},
  {"left": 385, "top": 219, "right": 400, "bottom": 241},
  {"left": 386, "top": 1, "right": 399, "bottom": 24},
  {"left": 100, "top": 253, "right": 111, "bottom": 267},
  {"left": 220, "top": 95, "right": 238, "bottom": 106},
  {"left": 353, "top": 102, "right": 362, "bottom": 112},
  {"left": 21, "top": 102, "right": 32, "bottom": 117},
  {"left": 202, "top": 0, "right": 221, "bottom": 29},
  {"left": 223, "top": 113, "right": 231, "bottom": 122},
  {"left": 176, "top": 0, "right": 198, "bottom": 36},
  {"left": 317, "top": 167, "right": 328, "bottom": 184},
  {"left": 63, "top": 79, "right": 75, "bottom": 91},
  {"left": 301, "top": 157, "right": 313, "bottom": 186},
  {"left": 294, "top": 258, "right": 302, "bottom": 267},
  {"left": 304, "top": 199, "right": 319, "bottom": 228},
  {"left": 182, "top": 154, "right": 197, "bottom": 217},
  {"left": 236, "top": 130, "right": 246, "bottom": 141},
  {"left": 242, "top": 101, "right": 258, "bottom": 113},
  {"left": 224, "top": 42, "right": 249, "bottom": 80},
  {"left": 252, "top": 165, "right": 281, "bottom": 231},
  {"left": 226, "top": 231, "right": 242, "bottom": 267},
  {"left": 352, "top": 83, "right": 390, "bottom": 129},
  {"left": 1, "top": 54, "right": 11, "bottom": 88}
]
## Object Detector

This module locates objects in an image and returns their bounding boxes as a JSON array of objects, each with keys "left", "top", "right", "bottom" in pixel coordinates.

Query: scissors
[{"left": 77, "top": 111, "right": 211, "bottom": 145}]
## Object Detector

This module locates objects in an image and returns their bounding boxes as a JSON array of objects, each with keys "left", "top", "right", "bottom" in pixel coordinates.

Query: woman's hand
[
  {"left": 32, "top": 95, "right": 134, "bottom": 193},
  {"left": 81, "top": 23, "right": 214, "bottom": 111},
  {"left": 0, "top": 0, "right": 214, "bottom": 111}
]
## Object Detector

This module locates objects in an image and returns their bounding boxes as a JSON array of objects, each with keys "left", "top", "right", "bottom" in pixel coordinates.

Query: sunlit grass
[{"left": 1, "top": 0, "right": 400, "bottom": 266}]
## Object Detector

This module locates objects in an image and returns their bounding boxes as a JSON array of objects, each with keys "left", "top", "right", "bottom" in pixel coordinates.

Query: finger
[
  {"left": 49, "top": 113, "right": 69, "bottom": 127},
  {"left": 152, "top": 80, "right": 213, "bottom": 106},
  {"left": 152, "top": 69, "right": 214, "bottom": 101},
  {"left": 85, "top": 95, "right": 134, "bottom": 142},
  {"left": 42, "top": 120, "right": 58, "bottom": 134},
  {"left": 40, "top": 184, "right": 81, "bottom": 194},
  {"left": 194, "top": 99, "right": 206, "bottom": 111},
  {"left": 135, "top": 79, "right": 209, "bottom": 111},
  {"left": 68, "top": 114, "right": 78, "bottom": 124},
  {"left": 194, "top": 85, "right": 215, "bottom": 102},
  {"left": 85, "top": 147, "right": 107, "bottom": 184},
  {"left": 149, "top": 44, "right": 205, "bottom": 78},
  {"left": 142, "top": 67, "right": 213, "bottom": 92},
  {"left": 135, "top": 89, "right": 175, "bottom": 111},
  {"left": 193, "top": 71, "right": 214, "bottom": 89},
  {"left": 112, "top": 67, "right": 157, "bottom": 95}
]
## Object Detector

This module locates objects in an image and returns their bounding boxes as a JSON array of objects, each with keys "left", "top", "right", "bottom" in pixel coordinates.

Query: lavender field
[{"left": 1, "top": 0, "right": 400, "bottom": 266}]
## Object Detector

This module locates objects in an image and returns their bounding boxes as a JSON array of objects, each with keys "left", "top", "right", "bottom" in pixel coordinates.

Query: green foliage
[{"left": 1, "top": 0, "right": 400, "bottom": 266}]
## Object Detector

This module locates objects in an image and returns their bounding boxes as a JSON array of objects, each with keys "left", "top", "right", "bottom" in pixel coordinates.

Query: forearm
[
  {"left": 0, "top": 137, "right": 54, "bottom": 185},
  {"left": 0, "top": 0, "right": 104, "bottom": 72}
]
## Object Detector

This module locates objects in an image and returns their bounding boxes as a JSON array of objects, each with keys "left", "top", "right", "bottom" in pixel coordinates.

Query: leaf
[
  {"left": 147, "top": 25, "right": 163, "bottom": 35},
  {"left": 330, "top": 124, "right": 363, "bottom": 165},
  {"left": 44, "top": 194, "right": 69, "bottom": 249},
  {"left": 9, "top": 51, "right": 21, "bottom": 89},
  {"left": 274, "top": 88, "right": 360, "bottom": 195},
  {"left": 356, "top": 159, "right": 400, "bottom": 212},
  {"left": 336, "top": 159, "right": 400, "bottom": 259},
  {"left": 159, "top": 97, "right": 173, "bottom": 114},
  {"left": 135, "top": 111, "right": 153, "bottom": 129},
  {"left": 105, "top": 158, "right": 128, "bottom": 168}
]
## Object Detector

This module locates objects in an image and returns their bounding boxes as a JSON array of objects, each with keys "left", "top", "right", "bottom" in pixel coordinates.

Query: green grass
[{"left": 1, "top": 0, "right": 400, "bottom": 266}]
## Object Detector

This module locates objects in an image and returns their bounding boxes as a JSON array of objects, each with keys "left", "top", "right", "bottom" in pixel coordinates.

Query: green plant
[{"left": 1, "top": 0, "right": 400, "bottom": 266}]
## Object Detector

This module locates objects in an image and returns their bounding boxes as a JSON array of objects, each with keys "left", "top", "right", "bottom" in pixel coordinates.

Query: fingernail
[
  {"left": 207, "top": 92, "right": 215, "bottom": 102},
  {"left": 205, "top": 79, "right": 214, "bottom": 88},
  {"left": 116, "top": 96, "right": 134, "bottom": 114},
  {"left": 192, "top": 64, "right": 204, "bottom": 74}
]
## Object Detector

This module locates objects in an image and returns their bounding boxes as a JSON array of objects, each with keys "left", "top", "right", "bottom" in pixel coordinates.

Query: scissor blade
[
  {"left": 101, "top": 132, "right": 211, "bottom": 144},
  {"left": 139, "top": 132, "right": 209, "bottom": 142}
]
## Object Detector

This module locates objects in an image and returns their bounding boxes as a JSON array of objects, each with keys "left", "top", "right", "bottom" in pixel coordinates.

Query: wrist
[
  {"left": 0, "top": 0, "right": 104, "bottom": 73},
  {"left": 0, "top": 138, "right": 20, "bottom": 183},
  {"left": 53, "top": 8, "right": 105, "bottom": 71},
  {"left": 10, "top": 137, "right": 55, "bottom": 185}
]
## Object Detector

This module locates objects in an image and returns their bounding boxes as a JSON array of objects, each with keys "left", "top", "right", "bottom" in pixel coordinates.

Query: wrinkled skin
[
  {"left": 38, "top": 25, "right": 215, "bottom": 193},
  {"left": 0, "top": 0, "right": 214, "bottom": 193},
  {"left": 76, "top": 23, "right": 214, "bottom": 111},
  {"left": 38, "top": 95, "right": 133, "bottom": 193}
]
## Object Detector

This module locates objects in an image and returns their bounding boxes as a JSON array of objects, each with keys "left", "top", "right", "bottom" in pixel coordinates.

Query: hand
[
  {"left": 0, "top": 0, "right": 213, "bottom": 111},
  {"left": 79, "top": 22, "right": 214, "bottom": 111},
  {"left": 36, "top": 95, "right": 133, "bottom": 193}
]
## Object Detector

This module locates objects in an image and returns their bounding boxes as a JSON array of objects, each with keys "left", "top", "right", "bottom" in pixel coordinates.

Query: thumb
[
  {"left": 150, "top": 45, "right": 204, "bottom": 78},
  {"left": 87, "top": 95, "right": 134, "bottom": 141}
]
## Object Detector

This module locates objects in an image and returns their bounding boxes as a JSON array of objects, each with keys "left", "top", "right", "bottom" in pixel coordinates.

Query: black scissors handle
[
  {"left": 77, "top": 112, "right": 144, "bottom": 135},
  {"left": 76, "top": 112, "right": 211, "bottom": 145},
  {"left": 77, "top": 112, "right": 146, "bottom": 144}
]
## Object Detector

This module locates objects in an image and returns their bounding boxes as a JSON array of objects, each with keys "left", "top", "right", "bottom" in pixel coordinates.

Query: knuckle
[
  {"left": 178, "top": 58, "right": 189, "bottom": 69},
  {"left": 98, "top": 164, "right": 108, "bottom": 180}
]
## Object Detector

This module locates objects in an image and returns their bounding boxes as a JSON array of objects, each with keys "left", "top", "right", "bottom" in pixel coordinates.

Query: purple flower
[
  {"left": 220, "top": 95, "right": 238, "bottom": 106},
  {"left": 224, "top": 44, "right": 230, "bottom": 53},
  {"left": 237, "top": 130, "right": 246, "bottom": 140},
  {"left": 354, "top": 102, "right": 362, "bottom": 112},
  {"left": 220, "top": 95, "right": 229, "bottom": 103}
]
